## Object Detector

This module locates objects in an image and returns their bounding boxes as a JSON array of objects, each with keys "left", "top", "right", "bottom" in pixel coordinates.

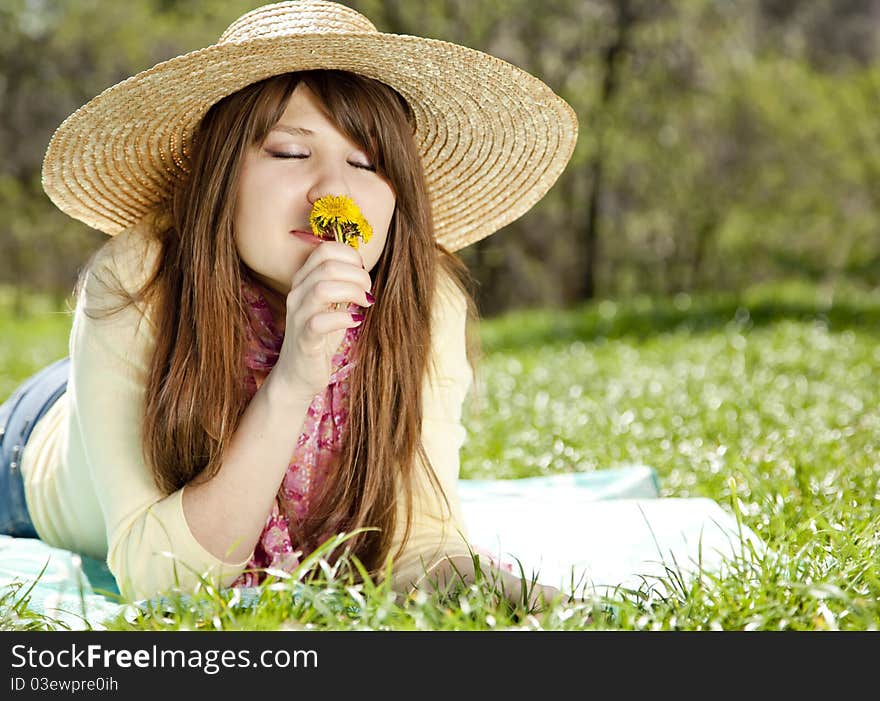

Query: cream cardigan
[{"left": 21, "top": 227, "right": 474, "bottom": 601}]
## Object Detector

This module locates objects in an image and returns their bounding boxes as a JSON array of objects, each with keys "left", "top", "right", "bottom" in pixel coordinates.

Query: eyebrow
[{"left": 271, "top": 124, "right": 315, "bottom": 136}]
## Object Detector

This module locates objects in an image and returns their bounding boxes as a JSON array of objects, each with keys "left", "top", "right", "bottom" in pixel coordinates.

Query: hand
[
  {"left": 405, "top": 556, "right": 591, "bottom": 626},
  {"left": 517, "top": 580, "right": 594, "bottom": 628},
  {"left": 504, "top": 575, "right": 581, "bottom": 611},
  {"left": 269, "top": 241, "right": 374, "bottom": 403},
  {"left": 521, "top": 581, "right": 566, "bottom": 611}
]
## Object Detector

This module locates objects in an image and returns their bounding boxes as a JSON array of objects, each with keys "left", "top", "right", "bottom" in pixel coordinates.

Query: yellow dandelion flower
[
  {"left": 309, "top": 194, "right": 372, "bottom": 249},
  {"left": 355, "top": 213, "right": 373, "bottom": 244}
]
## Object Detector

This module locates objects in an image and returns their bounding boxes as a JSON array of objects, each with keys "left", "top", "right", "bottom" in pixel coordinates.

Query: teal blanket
[{"left": 1, "top": 465, "right": 759, "bottom": 629}]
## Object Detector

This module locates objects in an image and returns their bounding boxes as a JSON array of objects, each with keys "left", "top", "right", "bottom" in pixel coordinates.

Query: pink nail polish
[
  {"left": 365, "top": 292, "right": 375, "bottom": 304},
  {"left": 350, "top": 312, "right": 365, "bottom": 322}
]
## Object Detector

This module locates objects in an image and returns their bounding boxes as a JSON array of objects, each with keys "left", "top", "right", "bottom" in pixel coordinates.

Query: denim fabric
[{"left": 0, "top": 357, "right": 70, "bottom": 537}]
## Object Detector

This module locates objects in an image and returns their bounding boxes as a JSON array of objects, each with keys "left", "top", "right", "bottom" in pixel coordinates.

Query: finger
[
  {"left": 291, "top": 240, "right": 367, "bottom": 290},
  {"left": 301, "top": 308, "right": 364, "bottom": 339},
  {"left": 290, "top": 261, "right": 372, "bottom": 314},
  {"left": 299, "top": 279, "right": 374, "bottom": 312},
  {"left": 312, "top": 259, "right": 373, "bottom": 296},
  {"left": 528, "top": 584, "right": 562, "bottom": 610}
]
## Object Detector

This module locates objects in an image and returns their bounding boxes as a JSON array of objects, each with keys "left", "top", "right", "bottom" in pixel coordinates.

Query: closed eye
[{"left": 268, "top": 151, "right": 376, "bottom": 172}]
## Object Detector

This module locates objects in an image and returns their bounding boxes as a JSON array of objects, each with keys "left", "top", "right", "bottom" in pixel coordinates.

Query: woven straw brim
[{"left": 41, "top": 33, "right": 578, "bottom": 252}]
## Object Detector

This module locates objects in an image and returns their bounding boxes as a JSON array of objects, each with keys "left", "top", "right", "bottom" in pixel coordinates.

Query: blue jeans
[{"left": 0, "top": 357, "right": 70, "bottom": 537}]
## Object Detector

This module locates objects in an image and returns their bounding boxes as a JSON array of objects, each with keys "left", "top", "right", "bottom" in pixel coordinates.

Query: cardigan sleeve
[
  {"left": 388, "top": 271, "right": 476, "bottom": 593},
  {"left": 69, "top": 230, "right": 251, "bottom": 602}
]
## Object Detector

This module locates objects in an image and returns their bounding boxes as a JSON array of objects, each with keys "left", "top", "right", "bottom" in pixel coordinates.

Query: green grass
[
  {"left": 0, "top": 289, "right": 72, "bottom": 401},
  {"left": 1, "top": 278, "right": 879, "bottom": 630}
]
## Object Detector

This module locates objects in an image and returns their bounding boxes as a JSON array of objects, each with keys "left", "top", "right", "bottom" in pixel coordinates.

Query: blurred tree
[
  {"left": 758, "top": 0, "right": 880, "bottom": 67},
  {"left": 2, "top": 0, "right": 879, "bottom": 317},
  {"left": 0, "top": 0, "right": 253, "bottom": 313},
  {"left": 578, "top": 0, "right": 643, "bottom": 300}
]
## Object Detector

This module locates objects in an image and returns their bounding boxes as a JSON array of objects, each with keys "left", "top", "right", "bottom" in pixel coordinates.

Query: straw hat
[{"left": 41, "top": 0, "right": 578, "bottom": 253}]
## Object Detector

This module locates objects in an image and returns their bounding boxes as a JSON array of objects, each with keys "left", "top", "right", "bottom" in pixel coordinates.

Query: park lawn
[{"left": 1, "top": 279, "right": 879, "bottom": 630}]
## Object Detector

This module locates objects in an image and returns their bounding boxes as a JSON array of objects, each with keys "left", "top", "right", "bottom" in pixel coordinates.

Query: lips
[{"left": 291, "top": 229, "right": 333, "bottom": 243}]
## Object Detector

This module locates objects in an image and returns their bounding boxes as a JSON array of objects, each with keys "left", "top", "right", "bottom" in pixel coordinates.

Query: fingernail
[
  {"left": 350, "top": 312, "right": 365, "bottom": 322},
  {"left": 365, "top": 292, "right": 375, "bottom": 305}
]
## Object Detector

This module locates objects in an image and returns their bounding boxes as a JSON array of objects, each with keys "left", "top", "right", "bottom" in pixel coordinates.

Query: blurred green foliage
[{"left": 1, "top": 0, "right": 879, "bottom": 317}]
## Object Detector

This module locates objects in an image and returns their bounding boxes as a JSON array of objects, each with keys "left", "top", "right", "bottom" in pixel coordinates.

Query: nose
[{"left": 306, "top": 159, "right": 352, "bottom": 206}]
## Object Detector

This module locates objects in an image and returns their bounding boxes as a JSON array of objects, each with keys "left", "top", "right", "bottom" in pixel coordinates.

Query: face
[{"left": 234, "top": 83, "right": 396, "bottom": 295}]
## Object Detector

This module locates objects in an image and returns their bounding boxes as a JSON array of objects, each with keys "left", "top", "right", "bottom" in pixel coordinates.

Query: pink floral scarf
[
  {"left": 230, "top": 274, "right": 513, "bottom": 589},
  {"left": 231, "top": 275, "right": 362, "bottom": 588}
]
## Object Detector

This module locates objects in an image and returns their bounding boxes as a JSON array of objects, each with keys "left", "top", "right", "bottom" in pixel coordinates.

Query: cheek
[
  {"left": 233, "top": 167, "right": 258, "bottom": 233},
  {"left": 233, "top": 176, "right": 272, "bottom": 260},
  {"left": 234, "top": 167, "right": 288, "bottom": 246},
  {"left": 371, "top": 186, "right": 395, "bottom": 228},
  {"left": 362, "top": 201, "right": 394, "bottom": 269},
  {"left": 238, "top": 169, "right": 274, "bottom": 218},
  {"left": 368, "top": 182, "right": 395, "bottom": 232}
]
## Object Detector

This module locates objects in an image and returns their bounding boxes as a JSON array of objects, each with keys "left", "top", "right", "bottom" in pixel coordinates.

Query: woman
[{"left": 1, "top": 1, "right": 578, "bottom": 608}]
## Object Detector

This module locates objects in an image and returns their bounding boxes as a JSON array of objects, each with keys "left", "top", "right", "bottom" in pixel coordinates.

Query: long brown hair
[{"left": 80, "top": 70, "right": 483, "bottom": 580}]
